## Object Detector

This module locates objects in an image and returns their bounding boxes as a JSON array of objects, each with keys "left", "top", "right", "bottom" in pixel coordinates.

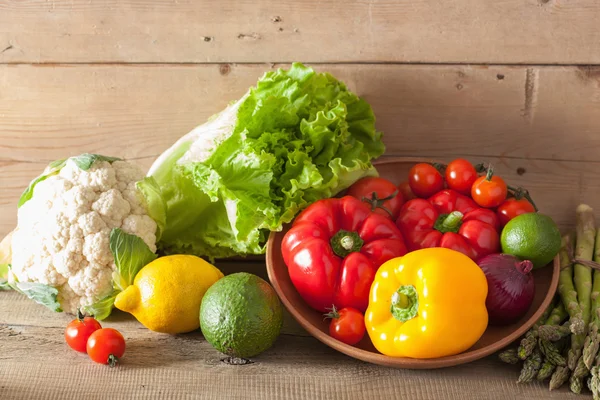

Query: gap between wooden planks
[
  {"left": 0, "top": 63, "right": 598, "bottom": 236},
  {"left": 0, "top": 0, "right": 599, "bottom": 64},
  {"left": 1, "top": 63, "right": 598, "bottom": 164}
]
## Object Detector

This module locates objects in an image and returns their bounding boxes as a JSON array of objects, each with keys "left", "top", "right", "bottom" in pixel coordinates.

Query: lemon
[
  {"left": 501, "top": 213, "right": 561, "bottom": 269},
  {"left": 114, "top": 255, "right": 223, "bottom": 334}
]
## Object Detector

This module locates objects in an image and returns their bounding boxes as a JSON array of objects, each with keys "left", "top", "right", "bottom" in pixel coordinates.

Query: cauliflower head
[{"left": 11, "top": 155, "right": 163, "bottom": 314}]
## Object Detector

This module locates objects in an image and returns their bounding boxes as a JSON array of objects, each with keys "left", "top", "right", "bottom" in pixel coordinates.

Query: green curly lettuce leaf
[{"left": 148, "top": 62, "right": 384, "bottom": 259}]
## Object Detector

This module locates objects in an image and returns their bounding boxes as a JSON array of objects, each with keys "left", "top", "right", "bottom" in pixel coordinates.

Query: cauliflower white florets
[{"left": 11, "top": 159, "right": 157, "bottom": 313}]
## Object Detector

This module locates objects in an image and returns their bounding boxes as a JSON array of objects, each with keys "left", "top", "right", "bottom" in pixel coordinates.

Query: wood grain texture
[
  {"left": 0, "top": 284, "right": 572, "bottom": 400},
  {"left": 1, "top": 0, "right": 600, "bottom": 64},
  {"left": 0, "top": 63, "right": 598, "bottom": 236},
  {"left": 1, "top": 64, "right": 599, "bottom": 164}
]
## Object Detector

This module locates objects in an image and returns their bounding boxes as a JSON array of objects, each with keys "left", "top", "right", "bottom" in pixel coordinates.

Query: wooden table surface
[{"left": 2, "top": 1, "right": 600, "bottom": 399}]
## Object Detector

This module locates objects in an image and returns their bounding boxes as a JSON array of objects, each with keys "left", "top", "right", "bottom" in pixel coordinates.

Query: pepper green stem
[
  {"left": 434, "top": 211, "right": 464, "bottom": 234},
  {"left": 391, "top": 285, "right": 419, "bottom": 322},
  {"left": 330, "top": 230, "right": 364, "bottom": 258}
]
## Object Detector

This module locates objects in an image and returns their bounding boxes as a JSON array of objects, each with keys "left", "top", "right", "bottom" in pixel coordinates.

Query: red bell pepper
[
  {"left": 281, "top": 196, "right": 408, "bottom": 313},
  {"left": 396, "top": 189, "right": 500, "bottom": 260}
]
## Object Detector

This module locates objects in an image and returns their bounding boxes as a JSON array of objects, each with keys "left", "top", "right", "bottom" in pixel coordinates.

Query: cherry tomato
[
  {"left": 471, "top": 174, "right": 507, "bottom": 208},
  {"left": 497, "top": 198, "right": 536, "bottom": 227},
  {"left": 408, "top": 163, "right": 444, "bottom": 198},
  {"left": 326, "top": 306, "right": 366, "bottom": 346},
  {"left": 445, "top": 159, "right": 478, "bottom": 195},
  {"left": 398, "top": 181, "right": 417, "bottom": 202},
  {"left": 347, "top": 177, "right": 405, "bottom": 220},
  {"left": 64, "top": 312, "right": 102, "bottom": 353},
  {"left": 87, "top": 328, "right": 126, "bottom": 367}
]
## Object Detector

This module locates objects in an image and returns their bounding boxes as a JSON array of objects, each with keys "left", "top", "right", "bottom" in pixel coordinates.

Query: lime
[
  {"left": 501, "top": 213, "right": 561, "bottom": 269},
  {"left": 200, "top": 272, "right": 283, "bottom": 358}
]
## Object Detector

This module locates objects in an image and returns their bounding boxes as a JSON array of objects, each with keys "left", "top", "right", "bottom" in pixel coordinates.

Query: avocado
[{"left": 199, "top": 272, "right": 283, "bottom": 358}]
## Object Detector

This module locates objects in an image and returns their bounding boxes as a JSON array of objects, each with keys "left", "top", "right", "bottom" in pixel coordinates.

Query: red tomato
[
  {"left": 64, "top": 313, "right": 102, "bottom": 353},
  {"left": 445, "top": 159, "right": 478, "bottom": 195},
  {"left": 497, "top": 198, "right": 536, "bottom": 227},
  {"left": 347, "top": 177, "right": 405, "bottom": 220},
  {"left": 326, "top": 306, "right": 366, "bottom": 346},
  {"left": 471, "top": 174, "right": 508, "bottom": 208},
  {"left": 408, "top": 163, "right": 444, "bottom": 198},
  {"left": 398, "top": 181, "right": 417, "bottom": 202},
  {"left": 87, "top": 328, "right": 126, "bottom": 367}
]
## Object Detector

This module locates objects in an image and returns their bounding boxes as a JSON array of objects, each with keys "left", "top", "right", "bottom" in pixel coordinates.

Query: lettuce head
[{"left": 148, "top": 63, "right": 385, "bottom": 259}]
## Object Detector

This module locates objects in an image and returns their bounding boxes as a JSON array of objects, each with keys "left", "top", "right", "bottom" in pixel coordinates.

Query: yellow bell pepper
[{"left": 365, "top": 247, "right": 488, "bottom": 359}]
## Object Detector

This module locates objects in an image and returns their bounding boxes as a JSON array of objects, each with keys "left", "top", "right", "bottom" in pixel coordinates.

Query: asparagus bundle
[
  {"left": 501, "top": 204, "right": 600, "bottom": 396},
  {"left": 569, "top": 205, "right": 596, "bottom": 371}
]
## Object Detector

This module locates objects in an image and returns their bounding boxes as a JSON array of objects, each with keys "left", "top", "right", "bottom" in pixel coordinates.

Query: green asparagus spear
[
  {"left": 499, "top": 348, "right": 519, "bottom": 364},
  {"left": 569, "top": 204, "right": 596, "bottom": 370},
  {"left": 584, "top": 229, "right": 600, "bottom": 369},
  {"left": 518, "top": 348, "right": 543, "bottom": 384},
  {"left": 585, "top": 325, "right": 600, "bottom": 370},
  {"left": 570, "top": 374, "right": 584, "bottom": 394},
  {"left": 538, "top": 321, "right": 571, "bottom": 342},
  {"left": 558, "top": 233, "right": 585, "bottom": 335},
  {"left": 574, "top": 352, "right": 590, "bottom": 378},
  {"left": 518, "top": 299, "right": 556, "bottom": 360},
  {"left": 537, "top": 358, "right": 556, "bottom": 381},
  {"left": 591, "top": 366, "right": 600, "bottom": 400},
  {"left": 539, "top": 339, "right": 567, "bottom": 367},
  {"left": 549, "top": 366, "right": 570, "bottom": 390}
]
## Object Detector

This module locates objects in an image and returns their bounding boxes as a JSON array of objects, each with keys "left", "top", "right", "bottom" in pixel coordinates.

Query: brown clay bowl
[{"left": 266, "top": 157, "right": 560, "bottom": 369}]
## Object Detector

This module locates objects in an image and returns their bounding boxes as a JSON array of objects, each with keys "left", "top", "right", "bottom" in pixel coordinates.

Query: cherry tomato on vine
[
  {"left": 64, "top": 311, "right": 102, "bottom": 353},
  {"left": 347, "top": 177, "right": 405, "bottom": 220},
  {"left": 445, "top": 159, "right": 478, "bottom": 195},
  {"left": 326, "top": 306, "right": 366, "bottom": 346},
  {"left": 398, "top": 181, "right": 417, "bottom": 202},
  {"left": 87, "top": 328, "right": 126, "bottom": 367},
  {"left": 471, "top": 173, "right": 508, "bottom": 208},
  {"left": 408, "top": 163, "right": 444, "bottom": 199},
  {"left": 497, "top": 198, "right": 536, "bottom": 227}
]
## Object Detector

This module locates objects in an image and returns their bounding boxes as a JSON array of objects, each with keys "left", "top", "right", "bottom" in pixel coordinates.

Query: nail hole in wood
[
  {"left": 497, "top": 74, "right": 505, "bottom": 80},
  {"left": 219, "top": 64, "right": 231, "bottom": 75},
  {"left": 456, "top": 83, "right": 463, "bottom": 90},
  {"left": 517, "top": 167, "right": 526, "bottom": 176}
]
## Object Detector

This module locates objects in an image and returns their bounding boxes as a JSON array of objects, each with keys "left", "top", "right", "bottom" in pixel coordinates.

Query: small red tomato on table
[
  {"left": 326, "top": 306, "right": 366, "bottom": 346},
  {"left": 64, "top": 310, "right": 102, "bottom": 353},
  {"left": 408, "top": 163, "right": 444, "bottom": 198},
  {"left": 87, "top": 328, "right": 126, "bottom": 367},
  {"left": 346, "top": 176, "right": 404, "bottom": 220}
]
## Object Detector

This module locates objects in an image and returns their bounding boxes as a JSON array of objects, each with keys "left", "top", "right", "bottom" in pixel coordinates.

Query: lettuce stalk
[{"left": 149, "top": 63, "right": 385, "bottom": 259}]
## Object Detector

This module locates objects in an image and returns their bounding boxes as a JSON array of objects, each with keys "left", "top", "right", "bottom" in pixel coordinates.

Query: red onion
[{"left": 478, "top": 253, "right": 535, "bottom": 326}]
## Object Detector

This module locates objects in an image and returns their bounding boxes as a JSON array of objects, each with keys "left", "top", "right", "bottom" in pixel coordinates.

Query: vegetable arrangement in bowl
[{"left": 278, "top": 157, "right": 562, "bottom": 363}]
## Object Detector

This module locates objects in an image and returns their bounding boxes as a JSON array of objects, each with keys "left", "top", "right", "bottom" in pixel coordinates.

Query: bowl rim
[{"left": 265, "top": 157, "right": 561, "bottom": 369}]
